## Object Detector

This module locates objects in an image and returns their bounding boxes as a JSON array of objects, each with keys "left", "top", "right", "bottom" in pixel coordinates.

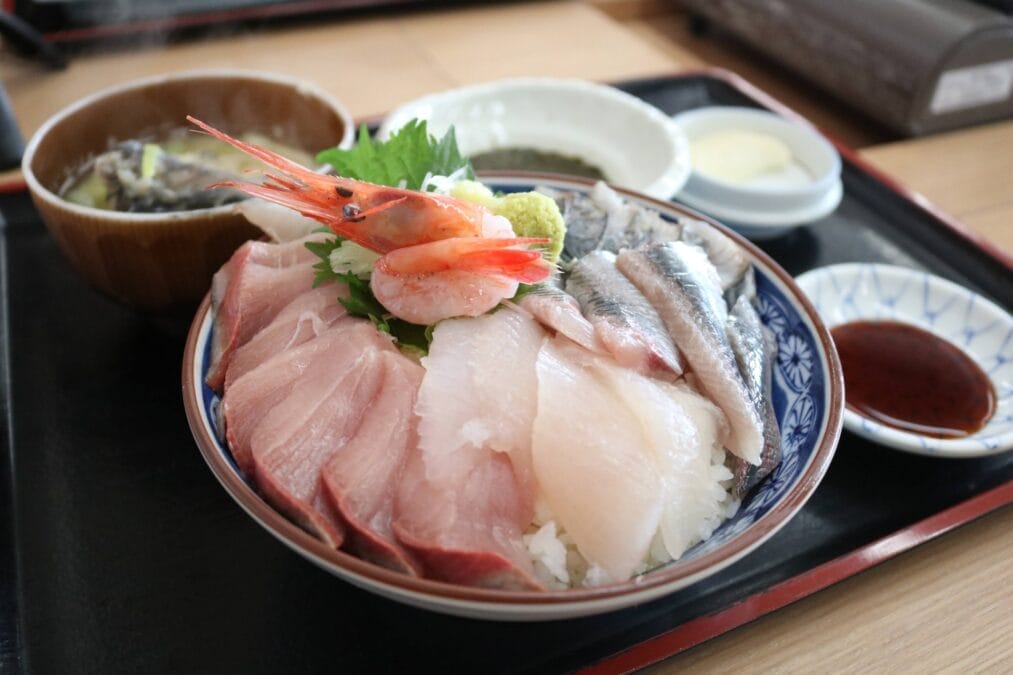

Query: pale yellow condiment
[{"left": 689, "top": 129, "right": 793, "bottom": 184}]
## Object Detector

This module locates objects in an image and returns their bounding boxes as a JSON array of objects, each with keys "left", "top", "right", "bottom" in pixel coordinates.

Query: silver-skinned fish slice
[
  {"left": 516, "top": 281, "right": 605, "bottom": 354},
  {"left": 726, "top": 295, "right": 782, "bottom": 496},
  {"left": 543, "top": 186, "right": 610, "bottom": 259},
  {"left": 566, "top": 250, "right": 684, "bottom": 380},
  {"left": 616, "top": 242, "right": 764, "bottom": 464},
  {"left": 679, "top": 218, "right": 751, "bottom": 295},
  {"left": 548, "top": 182, "right": 682, "bottom": 259},
  {"left": 592, "top": 182, "right": 682, "bottom": 254}
]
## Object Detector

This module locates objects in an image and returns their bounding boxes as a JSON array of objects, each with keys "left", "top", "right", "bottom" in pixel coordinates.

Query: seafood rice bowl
[{"left": 183, "top": 121, "right": 842, "bottom": 620}]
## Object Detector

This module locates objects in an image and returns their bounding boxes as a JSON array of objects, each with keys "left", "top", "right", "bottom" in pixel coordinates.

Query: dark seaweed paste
[{"left": 471, "top": 147, "right": 607, "bottom": 180}]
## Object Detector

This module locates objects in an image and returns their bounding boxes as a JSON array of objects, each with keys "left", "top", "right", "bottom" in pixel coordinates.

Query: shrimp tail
[
  {"left": 378, "top": 237, "right": 554, "bottom": 283},
  {"left": 457, "top": 247, "right": 553, "bottom": 283}
]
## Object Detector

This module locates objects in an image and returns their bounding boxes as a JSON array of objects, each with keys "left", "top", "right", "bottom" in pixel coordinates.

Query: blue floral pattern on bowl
[
  {"left": 797, "top": 263, "right": 1013, "bottom": 457},
  {"left": 688, "top": 271, "right": 826, "bottom": 556}
]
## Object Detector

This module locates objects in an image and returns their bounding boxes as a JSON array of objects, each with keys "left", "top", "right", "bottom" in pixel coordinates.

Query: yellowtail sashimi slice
[{"left": 321, "top": 352, "right": 424, "bottom": 575}]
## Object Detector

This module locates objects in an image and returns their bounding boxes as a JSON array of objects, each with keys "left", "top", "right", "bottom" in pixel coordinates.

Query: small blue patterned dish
[
  {"left": 183, "top": 175, "right": 844, "bottom": 620},
  {"left": 797, "top": 263, "right": 1013, "bottom": 458}
]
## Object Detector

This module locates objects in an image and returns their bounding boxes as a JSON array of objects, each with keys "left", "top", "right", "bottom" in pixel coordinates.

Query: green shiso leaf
[
  {"left": 305, "top": 121, "right": 476, "bottom": 354},
  {"left": 316, "top": 120, "right": 474, "bottom": 191}
]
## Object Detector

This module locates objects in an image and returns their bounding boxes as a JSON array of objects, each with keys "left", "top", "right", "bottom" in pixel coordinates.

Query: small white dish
[
  {"left": 797, "top": 263, "right": 1013, "bottom": 457},
  {"left": 672, "top": 106, "right": 843, "bottom": 240},
  {"left": 378, "top": 77, "right": 691, "bottom": 200}
]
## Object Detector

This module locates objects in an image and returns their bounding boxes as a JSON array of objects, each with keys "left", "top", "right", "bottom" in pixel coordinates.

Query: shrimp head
[{"left": 187, "top": 116, "right": 491, "bottom": 252}]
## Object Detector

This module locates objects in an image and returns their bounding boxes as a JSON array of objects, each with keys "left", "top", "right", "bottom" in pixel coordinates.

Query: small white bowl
[
  {"left": 672, "top": 107, "right": 843, "bottom": 240},
  {"left": 796, "top": 263, "right": 1013, "bottom": 457},
  {"left": 378, "top": 77, "right": 691, "bottom": 200}
]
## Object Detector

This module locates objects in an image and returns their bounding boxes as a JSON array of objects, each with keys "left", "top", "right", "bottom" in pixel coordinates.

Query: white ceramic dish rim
[
  {"left": 796, "top": 263, "right": 1013, "bottom": 457},
  {"left": 678, "top": 179, "right": 843, "bottom": 228},
  {"left": 377, "top": 77, "right": 692, "bottom": 201},
  {"left": 22, "top": 68, "right": 356, "bottom": 224},
  {"left": 671, "top": 106, "right": 843, "bottom": 229},
  {"left": 182, "top": 174, "right": 843, "bottom": 620}
]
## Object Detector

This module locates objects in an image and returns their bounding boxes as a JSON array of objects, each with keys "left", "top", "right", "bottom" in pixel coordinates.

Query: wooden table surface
[{"left": 2, "top": 1, "right": 1011, "bottom": 671}]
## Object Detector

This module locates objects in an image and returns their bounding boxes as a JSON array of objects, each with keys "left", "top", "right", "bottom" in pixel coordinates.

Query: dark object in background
[
  {"left": 8, "top": 0, "right": 440, "bottom": 45},
  {"left": 0, "top": 11, "right": 67, "bottom": 69},
  {"left": 971, "top": 0, "right": 1013, "bottom": 14},
  {"left": 681, "top": 0, "right": 1013, "bottom": 136},
  {"left": 0, "top": 86, "right": 25, "bottom": 172}
]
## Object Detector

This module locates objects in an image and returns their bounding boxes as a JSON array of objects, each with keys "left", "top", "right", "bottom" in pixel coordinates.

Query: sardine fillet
[
  {"left": 517, "top": 285, "right": 604, "bottom": 355},
  {"left": 617, "top": 244, "right": 764, "bottom": 465},
  {"left": 727, "top": 295, "right": 782, "bottom": 495},
  {"left": 566, "top": 250, "right": 683, "bottom": 380}
]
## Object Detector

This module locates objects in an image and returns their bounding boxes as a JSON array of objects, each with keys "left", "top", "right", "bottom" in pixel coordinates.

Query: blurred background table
[{"left": 2, "top": 0, "right": 1010, "bottom": 671}]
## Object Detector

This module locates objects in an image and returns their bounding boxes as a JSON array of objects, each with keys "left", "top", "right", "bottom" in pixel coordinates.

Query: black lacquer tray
[{"left": 1, "top": 70, "right": 1010, "bottom": 674}]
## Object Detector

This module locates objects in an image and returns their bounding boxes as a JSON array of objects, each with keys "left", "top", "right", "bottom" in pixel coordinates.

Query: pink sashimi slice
[
  {"left": 250, "top": 326, "right": 395, "bottom": 547},
  {"left": 224, "top": 284, "right": 349, "bottom": 392},
  {"left": 321, "top": 352, "right": 425, "bottom": 575},
  {"left": 392, "top": 448, "right": 542, "bottom": 591},
  {"left": 222, "top": 321, "right": 390, "bottom": 476},
  {"left": 206, "top": 234, "right": 327, "bottom": 391}
]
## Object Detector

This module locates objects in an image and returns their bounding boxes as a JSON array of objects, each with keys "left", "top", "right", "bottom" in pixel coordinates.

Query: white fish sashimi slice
[
  {"left": 590, "top": 356, "right": 731, "bottom": 562},
  {"left": 532, "top": 337, "right": 663, "bottom": 583},
  {"left": 415, "top": 308, "right": 545, "bottom": 508},
  {"left": 652, "top": 384, "right": 732, "bottom": 559}
]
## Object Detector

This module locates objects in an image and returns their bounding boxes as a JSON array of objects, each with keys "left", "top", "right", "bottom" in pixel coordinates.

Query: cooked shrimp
[
  {"left": 187, "top": 116, "right": 496, "bottom": 252},
  {"left": 371, "top": 237, "right": 552, "bottom": 325}
]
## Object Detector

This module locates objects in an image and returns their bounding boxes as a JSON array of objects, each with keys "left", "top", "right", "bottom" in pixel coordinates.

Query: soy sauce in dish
[
  {"left": 471, "top": 147, "right": 607, "bottom": 180},
  {"left": 831, "top": 320, "right": 996, "bottom": 438}
]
